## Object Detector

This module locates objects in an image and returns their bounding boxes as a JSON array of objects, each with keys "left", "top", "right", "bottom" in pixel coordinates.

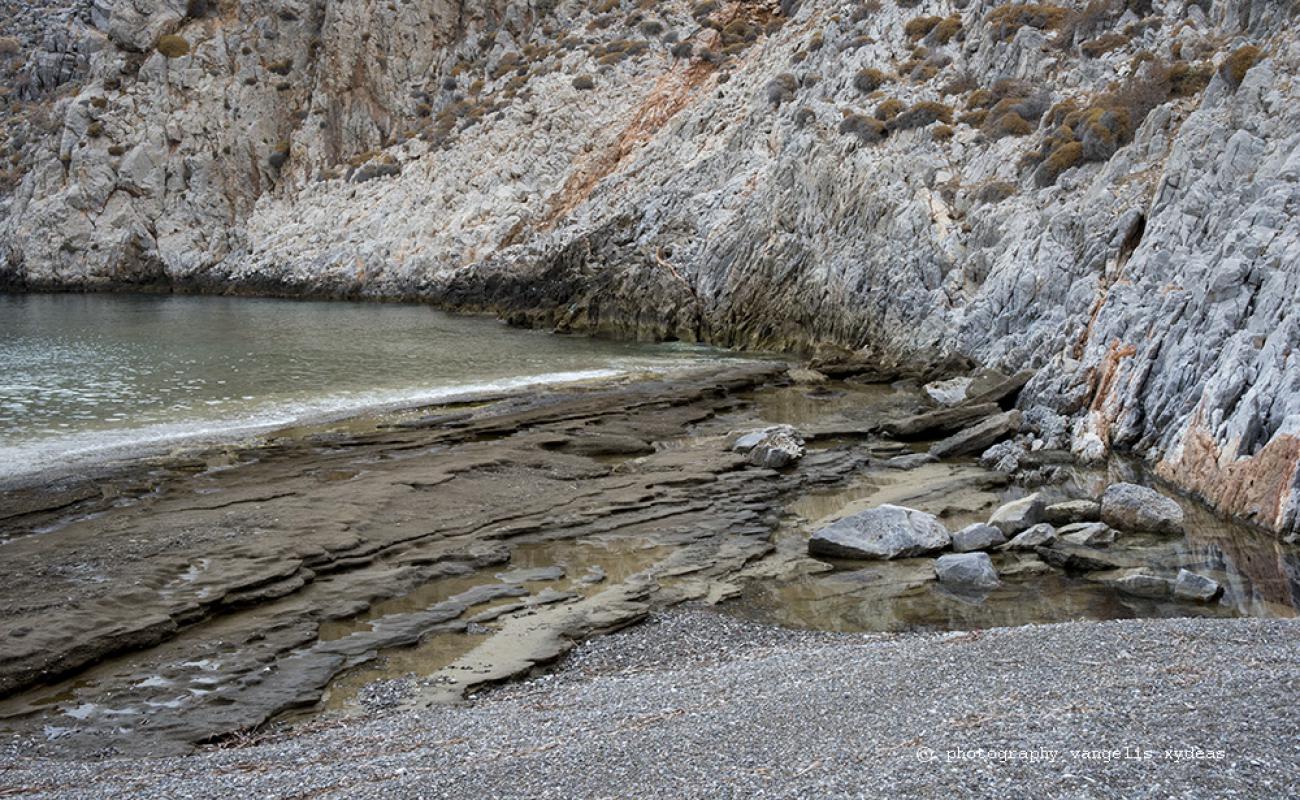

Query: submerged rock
[
  {"left": 950, "top": 523, "right": 1007, "bottom": 553},
  {"left": 1173, "top": 569, "right": 1222, "bottom": 602},
  {"left": 988, "top": 493, "right": 1046, "bottom": 536},
  {"left": 934, "top": 552, "right": 1000, "bottom": 592},
  {"left": 1101, "top": 483, "right": 1185, "bottom": 534},
  {"left": 808, "top": 504, "right": 950, "bottom": 561},
  {"left": 1095, "top": 568, "right": 1174, "bottom": 599},
  {"left": 1036, "top": 542, "right": 1139, "bottom": 573}
]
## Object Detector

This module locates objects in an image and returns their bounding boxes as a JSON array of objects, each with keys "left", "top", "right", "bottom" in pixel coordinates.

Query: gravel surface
[{"left": 2, "top": 608, "right": 1297, "bottom": 799}]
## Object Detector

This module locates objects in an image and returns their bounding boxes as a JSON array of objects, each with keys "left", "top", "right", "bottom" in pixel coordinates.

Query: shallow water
[
  {"left": 724, "top": 460, "right": 1300, "bottom": 633},
  {"left": 0, "top": 293, "right": 735, "bottom": 481}
]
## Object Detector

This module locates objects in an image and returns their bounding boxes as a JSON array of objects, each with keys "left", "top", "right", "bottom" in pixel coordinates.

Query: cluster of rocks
[{"left": 807, "top": 480, "right": 1223, "bottom": 603}]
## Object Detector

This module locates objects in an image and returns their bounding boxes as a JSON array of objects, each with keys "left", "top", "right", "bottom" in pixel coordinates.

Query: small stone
[
  {"left": 1100, "top": 483, "right": 1185, "bottom": 534},
  {"left": 934, "top": 552, "right": 1000, "bottom": 591},
  {"left": 988, "top": 493, "right": 1046, "bottom": 535},
  {"left": 951, "top": 523, "right": 1007, "bottom": 553},
  {"left": 1043, "top": 499, "right": 1101, "bottom": 526},
  {"left": 1173, "top": 569, "right": 1222, "bottom": 602},
  {"left": 1059, "top": 522, "right": 1117, "bottom": 546},
  {"left": 883, "top": 452, "right": 938, "bottom": 470},
  {"left": 1001, "top": 522, "right": 1057, "bottom": 550},
  {"left": 924, "top": 376, "right": 972, "bottom": 406},
  {"left": 786, "top": 367, "right": 828, "bottom": 385},
  {"left": 731, "top": 425, "right": 805, "bottom": 469}
]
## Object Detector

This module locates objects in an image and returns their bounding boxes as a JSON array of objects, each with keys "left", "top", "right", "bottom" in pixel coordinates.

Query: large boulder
[
  {"left": 808, "top": 504, "right": 951, "bottom": 560},
  {"left": 934, "top": 552, "right": 1000, "bottom": 592},
  {"left": 988, "top": 493, "right": 1046, "bottom": 535},
  {"left": 951, "top": 523, "right": 1007, "bottom": 553},
  {"left": 1100, "top": 483, "right": 1185, "bottom": 534},
  {"left": 731, "top": 425, "right": 805, "bottom": 469}
]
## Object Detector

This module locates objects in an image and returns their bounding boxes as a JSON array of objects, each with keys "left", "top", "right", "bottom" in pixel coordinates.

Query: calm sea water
[{"left": 0, "top": 294, "right": 735, "bottom": 481}]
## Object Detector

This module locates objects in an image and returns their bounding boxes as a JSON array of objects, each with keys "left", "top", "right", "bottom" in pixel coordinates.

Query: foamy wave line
[{"left": 0, "top": 363, "right": 701, "bottom": 485}]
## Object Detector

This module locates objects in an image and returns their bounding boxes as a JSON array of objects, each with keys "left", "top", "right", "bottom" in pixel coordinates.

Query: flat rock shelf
[{"left": 0, "top": 363, "right": 1296, "bottom": 773}]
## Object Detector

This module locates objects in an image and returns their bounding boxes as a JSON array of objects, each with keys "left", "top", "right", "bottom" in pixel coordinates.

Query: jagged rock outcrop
[{"left": 1, "top": 0, "right": 1297, "bottom": 534}]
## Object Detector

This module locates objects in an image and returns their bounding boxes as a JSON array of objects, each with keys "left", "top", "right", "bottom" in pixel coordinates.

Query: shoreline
[
  {"left": 0, "top": 358, "right": 1295, "bottom": 768},
  {"left": 0, "top": 358, "right": 761, "bottom": 500}
]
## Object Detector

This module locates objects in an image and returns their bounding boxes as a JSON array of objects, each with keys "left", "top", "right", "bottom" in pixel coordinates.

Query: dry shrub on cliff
[
  {"left": 932, "top": 124, "right": 954, "bottom": 140},
  {"left": 1034, "top": 141, "right": 1082, "bottom": 186},
  {"left": 986, "top": 4, "right": 1069, "bottom": 42},
  {"left": 1080, "top": 32, "right": 1129, "bottom": 58},
  {"left": 874, "top": 97, "right": 904, "bottom": 121},
  {"left": 904, "top": 16, "right": 942, "bottom": 40},
  {"left": 928, "top": 16, "right": 962, "bottom": 45},
  {"left": 889, "top": 100, "right": 953, "bottom": 130},
  {"left": 853, "top": 68, "right": 890, "bottom": 93},
  {"left": 1219, "top": 45, "right": 1263, "bottom": 89},
  {"left": 572, "top": 74, "right": 595, "bottom": 90},
  {"left": 156, "top": 35, "right": 191, "bottom": 59},
  {"left": 839, "top": 112, "right": 887, "bottom": 144},
  {"left": 989, "top": 111, "right": 1033, "bottom": 137}
]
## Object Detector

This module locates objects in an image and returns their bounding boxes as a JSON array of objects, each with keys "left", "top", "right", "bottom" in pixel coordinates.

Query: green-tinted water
[{"left": 0, "top": 293, "right": 734, "bottom": 481}]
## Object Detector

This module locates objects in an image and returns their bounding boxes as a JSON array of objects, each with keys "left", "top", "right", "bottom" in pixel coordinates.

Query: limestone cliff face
[{"left": 1, "top": 0, "right": 1298, "bottom": 534}]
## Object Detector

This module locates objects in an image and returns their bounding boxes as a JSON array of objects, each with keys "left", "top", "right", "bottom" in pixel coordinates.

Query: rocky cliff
[{"left": 1, "top": 0, "right": 1297, "bottom": 534}]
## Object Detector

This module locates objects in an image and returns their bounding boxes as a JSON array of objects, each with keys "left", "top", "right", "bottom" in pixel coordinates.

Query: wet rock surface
[
  {"left": 934, "top": 552, "right": 999, "bottom": 593},
  {"left": 808, "top": 504, "right": 951, "bottom": 561},
  {"left": 1101, "top": 483, "right": 1187, "bottom": 534},
  {"left": 0, "top": 365, "right": 1297, "bottom": 765}
]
